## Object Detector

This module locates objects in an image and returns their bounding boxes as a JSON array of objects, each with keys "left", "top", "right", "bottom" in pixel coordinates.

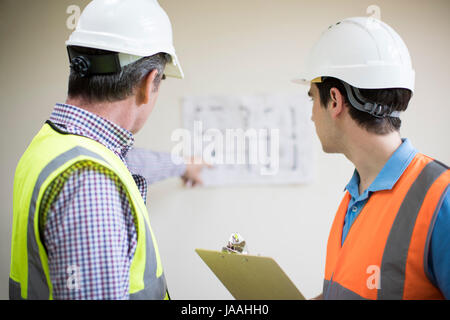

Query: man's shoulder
[
  {"left": 63, "top": 160, "right": 122, "bottom": 185},
  {"left": 409, "top": 153, "right": 449, "bottom": 175},
  {"left": 43, "top": 160, "right": 124, "bottom": 202},
  {"left": 39, "top": 160, "right": 128, "bottom": 234}
]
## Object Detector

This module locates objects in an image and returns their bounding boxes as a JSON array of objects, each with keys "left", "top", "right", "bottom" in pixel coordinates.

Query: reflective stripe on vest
[
  {"left": 10, "top": 123, "right": 168, "bottom": 299},
  {"left": 324, "top": 155, "right": 449, "bottom": 300}
]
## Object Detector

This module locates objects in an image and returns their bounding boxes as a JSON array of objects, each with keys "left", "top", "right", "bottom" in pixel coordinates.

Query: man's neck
[
  {"left": 65, "top": 97, "right": 137, "bottom": 133},
  {"left": 343, "top": 130, "right": 402, "bottom": 195}
]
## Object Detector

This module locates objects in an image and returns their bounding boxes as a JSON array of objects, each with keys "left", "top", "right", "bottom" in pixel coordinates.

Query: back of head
[
  {"left": 315, "top": 77, "right": 412, "bottom": 134},
  {"left": 68, "top": 48, "right": 170, "bottom": 103}
]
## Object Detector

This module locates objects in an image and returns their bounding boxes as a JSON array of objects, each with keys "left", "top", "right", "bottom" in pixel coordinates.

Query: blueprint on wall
[{"left": 181, "top": 92, "right": 314, "bottom": 186}]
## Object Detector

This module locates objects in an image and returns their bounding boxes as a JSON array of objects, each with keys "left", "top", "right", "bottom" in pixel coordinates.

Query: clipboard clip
[{"left": 222, "top": 232, "right": 248, "bottom": 254}]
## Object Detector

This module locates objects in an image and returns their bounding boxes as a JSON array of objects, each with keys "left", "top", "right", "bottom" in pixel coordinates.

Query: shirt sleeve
[
  {"left": 125, "top": 148, "right": 186, "bottom": 185},
  {"left": 41, "top": 163, "right": 137, "bottom": 300},
  {"left": 428, "top": 188, "right": 450, "bottom": 299}
]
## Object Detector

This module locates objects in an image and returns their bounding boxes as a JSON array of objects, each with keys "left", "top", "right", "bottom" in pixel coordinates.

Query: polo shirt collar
[{"left": 345, "top": 138, "right": 418, "bottom": 199}]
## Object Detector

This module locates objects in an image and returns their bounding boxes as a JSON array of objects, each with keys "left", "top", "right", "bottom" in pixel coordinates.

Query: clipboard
[{"left": 195, "top": 248, "right": 305, "bottom": 300}]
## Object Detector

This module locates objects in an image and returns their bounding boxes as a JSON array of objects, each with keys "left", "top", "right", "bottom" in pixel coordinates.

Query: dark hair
[
  {"left": 67, "top": 46, "right": 171, "bottom": 103},
  {"left": 315, "top": 77, "right": 412, "bottom": 134}
]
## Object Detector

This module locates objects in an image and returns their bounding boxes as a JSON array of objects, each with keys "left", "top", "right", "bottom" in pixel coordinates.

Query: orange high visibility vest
[{"left": 324, "top": 153, "right": 449, "bottom": 300}]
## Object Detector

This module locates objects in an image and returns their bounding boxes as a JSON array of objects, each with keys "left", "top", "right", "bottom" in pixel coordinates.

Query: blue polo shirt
[{"left": 342, "top": 138, "right": 449, "bottom": 299}]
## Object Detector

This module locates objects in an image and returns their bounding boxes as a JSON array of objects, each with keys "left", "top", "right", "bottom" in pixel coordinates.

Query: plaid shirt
[{"left": 40, "top": 103, "right": 185, "bottom": 299}]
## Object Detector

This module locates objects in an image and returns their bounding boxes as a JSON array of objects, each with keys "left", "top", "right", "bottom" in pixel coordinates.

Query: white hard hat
[
  {"left": 293, "top": 17, "right": 414, "bottom": 92},
  {"left": 66, "top": 0, "right": 183, "bottom": 79}
]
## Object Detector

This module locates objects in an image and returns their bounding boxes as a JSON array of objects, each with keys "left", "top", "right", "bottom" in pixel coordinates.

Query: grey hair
[{"left": 68, "top": 46, "right": 171, "bottom": 103}]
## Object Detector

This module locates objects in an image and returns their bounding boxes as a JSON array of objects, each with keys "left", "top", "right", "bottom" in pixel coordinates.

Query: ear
[
  {"left": 137, "top": 69, "right": 160, "bottom": 106},
  {"left": 328, "top": 87, "right": 346, "bottom": 119}
]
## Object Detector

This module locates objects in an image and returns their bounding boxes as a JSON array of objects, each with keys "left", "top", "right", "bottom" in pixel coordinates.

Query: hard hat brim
[
  {"left": 291, "top": 76, "right": 322, "bottom": 86},
  {"left": 164, "top": 54, "right": 184, "bottom": 79},
  {"left": 292, "top": 66, "right": 415, "bottom": 92}
]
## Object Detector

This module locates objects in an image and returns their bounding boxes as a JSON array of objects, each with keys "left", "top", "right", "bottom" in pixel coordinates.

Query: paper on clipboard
[{"left": 195, "top": 248, "right": 305, "bottom": 300}]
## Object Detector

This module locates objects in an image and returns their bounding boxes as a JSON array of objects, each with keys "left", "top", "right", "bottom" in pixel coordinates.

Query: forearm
[{"left": 125, "top": 148, "right": 186, "bottom": 184}]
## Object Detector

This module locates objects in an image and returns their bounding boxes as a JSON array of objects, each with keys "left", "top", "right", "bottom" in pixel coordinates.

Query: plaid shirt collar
[{"left": 49, "top": 103, "right": 135, "bottom": 159}]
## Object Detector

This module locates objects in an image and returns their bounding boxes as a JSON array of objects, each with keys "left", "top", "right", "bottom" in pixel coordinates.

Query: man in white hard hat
[
  {"left": 9, "top": 0, "right": 203, "bottom": 300},
  {"left": 295, "top": 17, "right": 449, "bottom": 299}
]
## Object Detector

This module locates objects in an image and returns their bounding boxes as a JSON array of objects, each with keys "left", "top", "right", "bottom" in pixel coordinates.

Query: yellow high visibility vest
[{"left": 10, "top": 122, "right": 168, "bottom": 300}]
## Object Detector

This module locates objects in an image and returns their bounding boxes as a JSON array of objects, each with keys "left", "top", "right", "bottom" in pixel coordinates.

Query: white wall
[{"left": 0, "top": 0, "right": 449, "bottom": 299}]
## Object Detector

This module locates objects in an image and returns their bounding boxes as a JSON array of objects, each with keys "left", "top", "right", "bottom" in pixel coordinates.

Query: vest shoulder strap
[{"left": 378, "top": 158, "right": 448, "bottom": 299}]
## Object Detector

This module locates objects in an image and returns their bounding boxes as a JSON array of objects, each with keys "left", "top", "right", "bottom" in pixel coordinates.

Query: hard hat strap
[
  {"left": 341, "top": 81, "right": 401, "bottom": 119},
  {"left": 67, "top": 46, "right": 121, "bottom": 77}
]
